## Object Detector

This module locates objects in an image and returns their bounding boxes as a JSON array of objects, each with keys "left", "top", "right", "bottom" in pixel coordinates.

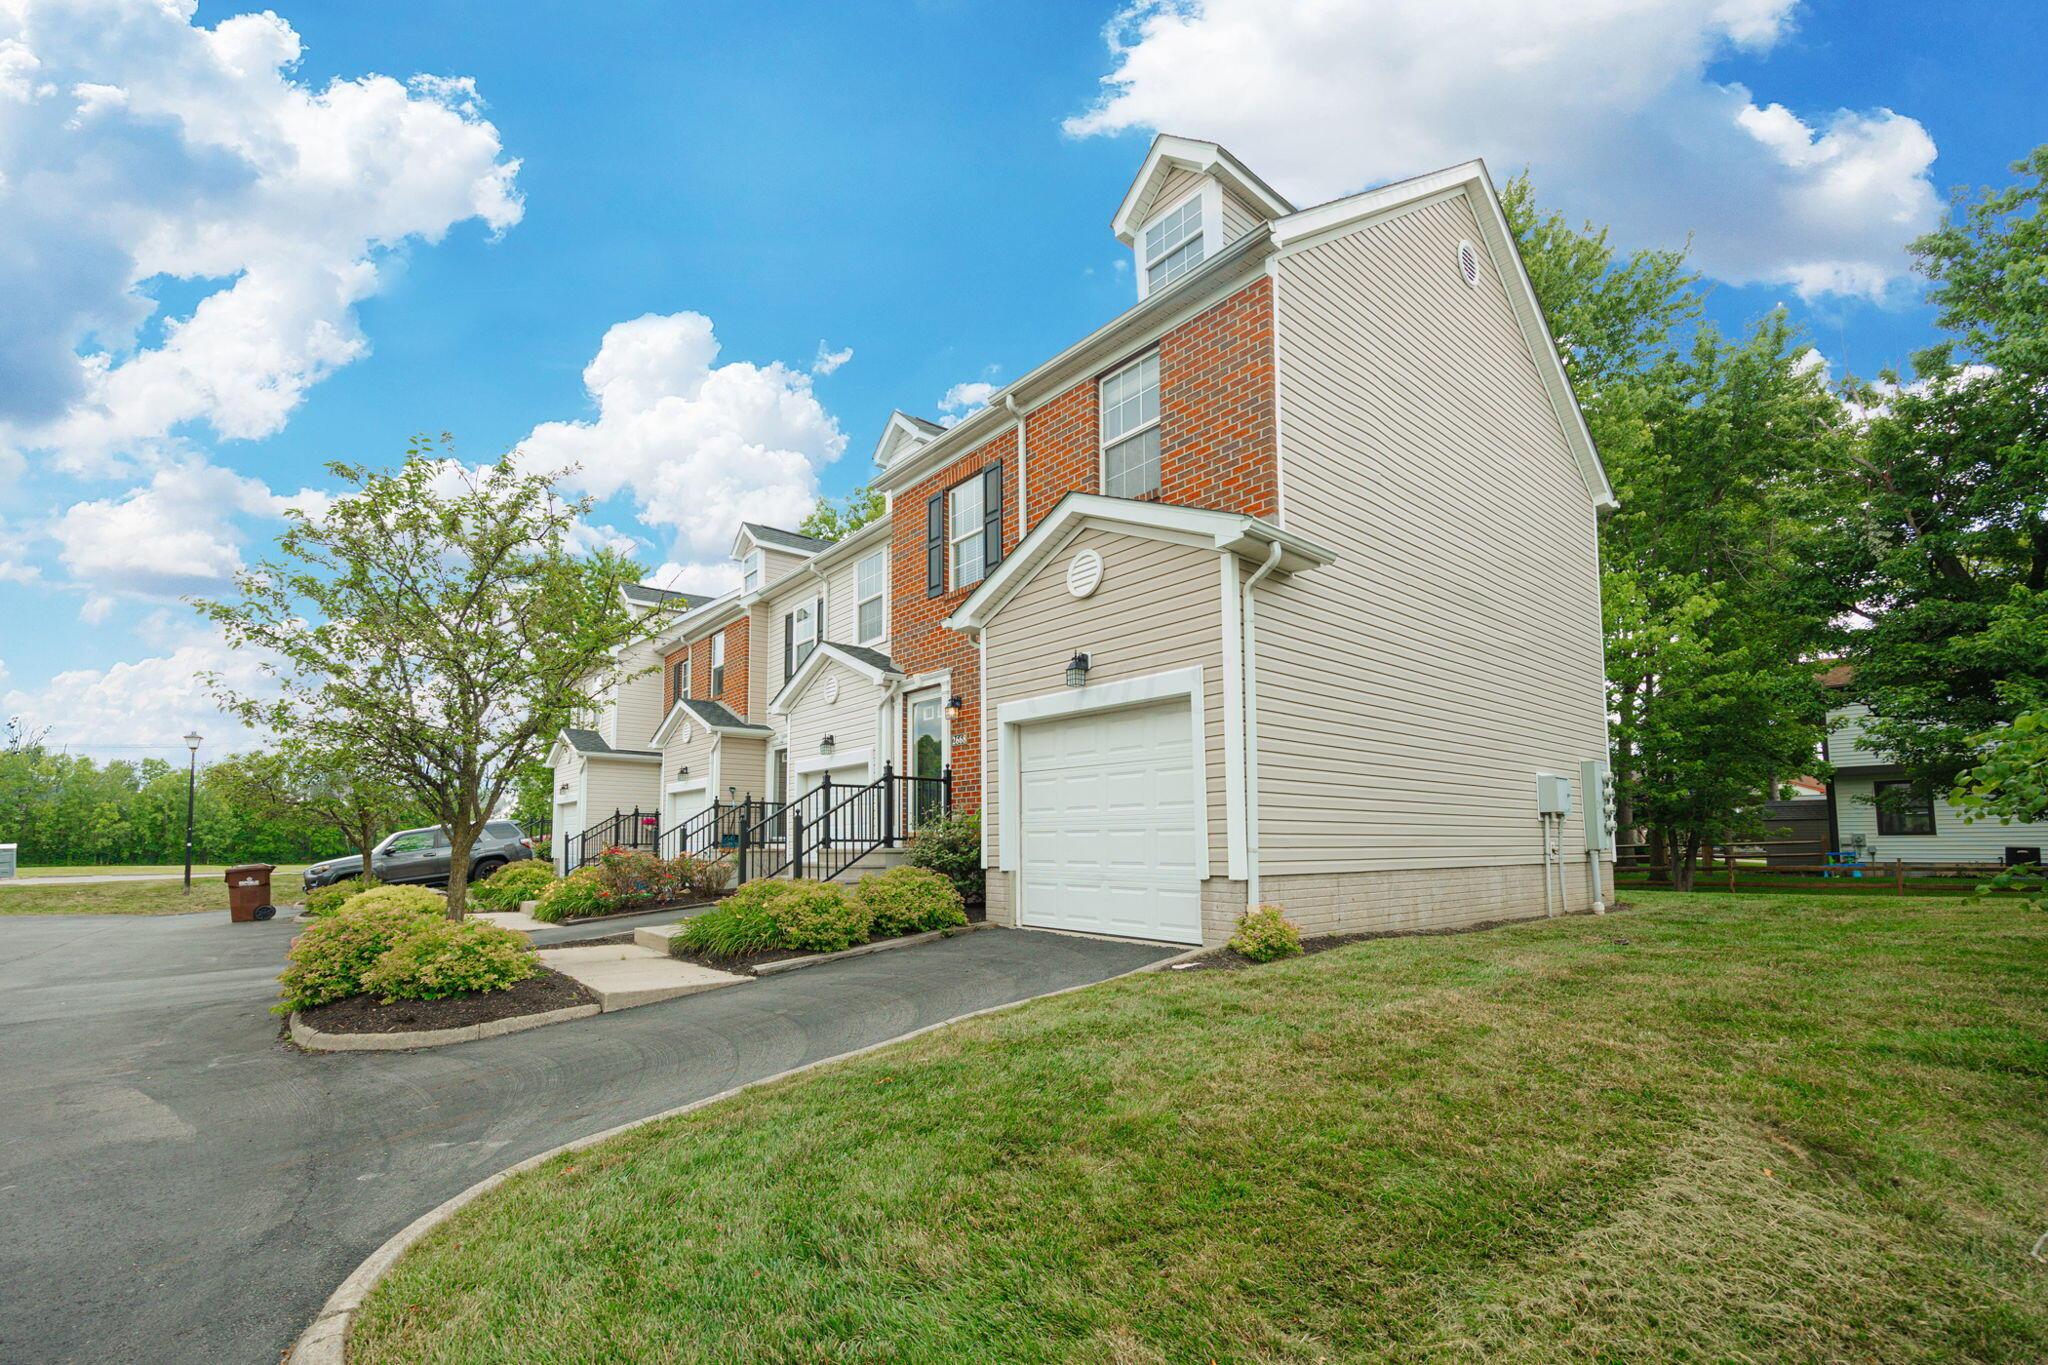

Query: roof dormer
[
  {"left": 870, "top": 409, "right": 945, "bottom": 471},
  {"left": 730, "top": 522, "right": 831, "bottom": 598},
  {"left": 1113, "top": 135, "right": 1294, "bottom": 302}
]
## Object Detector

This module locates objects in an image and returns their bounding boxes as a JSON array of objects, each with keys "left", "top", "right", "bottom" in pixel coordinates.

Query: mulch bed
[
  {"left": 295, "top": 967, "right": 597, "bottom": 1035},
  {"left": 1175, "top": 903, "right": 1628, "bottom": 972},
  {"left": 666, "top": 943, "right": 813, "bottom": 976}
]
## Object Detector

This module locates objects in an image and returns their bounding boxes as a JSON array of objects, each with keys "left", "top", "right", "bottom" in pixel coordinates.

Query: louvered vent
[{"left": 1457, "top": 239, "right": 1480, "bottom": 288}]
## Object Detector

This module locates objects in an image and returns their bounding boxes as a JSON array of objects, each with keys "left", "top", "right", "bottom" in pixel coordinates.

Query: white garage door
[{"left": 1017, "top": 699, "right": 1202, "bottom": 944}]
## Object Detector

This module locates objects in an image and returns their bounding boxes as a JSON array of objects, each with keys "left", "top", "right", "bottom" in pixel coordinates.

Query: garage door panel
[{"left": 1016, "top": 698, "right": 1202, "bottom": 945}]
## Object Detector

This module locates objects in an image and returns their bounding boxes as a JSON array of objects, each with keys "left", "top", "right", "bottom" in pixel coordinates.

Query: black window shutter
[
  {"left": 925, "top": 492, "right": 945, "bottom": 597},
  {"left": 784, "top": 612, "right": 794, "bottom": 682},
  {"left": 983, "top": 461, "right": 1005, "bottom": 571}
]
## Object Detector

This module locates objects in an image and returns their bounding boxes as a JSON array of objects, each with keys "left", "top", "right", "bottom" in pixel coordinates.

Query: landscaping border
[
  {"left": 288, "top": 1003, "right": 601, "bottom": 1053},
  {"left": 746, "top": 921, "right": 991, "bottom": 976},
  {"left": 286, "top": 935, "right": 1203, "bottom": 1364}
]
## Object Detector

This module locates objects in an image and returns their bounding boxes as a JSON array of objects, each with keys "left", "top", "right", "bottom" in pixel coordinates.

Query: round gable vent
[
  {"left": 1066, "top": 548, "right": 1104, "bottom": 599},
  {"left": 1457, "top": 239, "right": 1481, "bottom": 289}
]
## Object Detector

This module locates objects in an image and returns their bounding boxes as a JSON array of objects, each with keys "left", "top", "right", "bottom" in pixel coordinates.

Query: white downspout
[
  {"left": 1004, "top": 394, "right": 1027, "bottom": 532},
  {"left": 1241, "top": 541, "right": 1284, "bottom": 908}
]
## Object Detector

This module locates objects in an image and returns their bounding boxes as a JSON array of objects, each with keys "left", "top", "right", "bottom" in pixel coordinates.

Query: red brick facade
[
  {"left": 665, "top": 644, "right": 690, "bottom": 710},
  {"left": 715, "top": 617, "right": 750, "bottom": 718},
  {"left": 887, "top": 276, "right": 1277, "bottom": 818}
]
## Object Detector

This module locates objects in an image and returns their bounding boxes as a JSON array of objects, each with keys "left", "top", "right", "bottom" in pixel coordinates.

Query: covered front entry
[{"left": 1016, "top": 698, "right": 1202, "bottom": 944}]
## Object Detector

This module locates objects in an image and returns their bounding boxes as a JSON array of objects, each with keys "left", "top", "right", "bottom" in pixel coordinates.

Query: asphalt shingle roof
[
  {"left": 740, "top": 522, "right": 833, "bottom": 554},
  {"left": 679, "top": 699, "right": 774, "bottom": 734},
  {"left": 560, "top": 728, "right": 659, "bottom": 758},
  {"left": 822, "top": 642, "right": 900, "bottom": 675},
  {"left": 623, "top": 583, "right": 710, "bottom": 610}
]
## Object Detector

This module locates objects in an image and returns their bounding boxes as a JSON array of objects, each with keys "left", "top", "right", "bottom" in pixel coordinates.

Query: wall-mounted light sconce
[
  {"left": 1065, "top": 651, "right": 1091, "bottom": 687},
  {"left": 820, "top": 733, "right": 836, "bottom": 752},
  {"left": 727, "top": 785, "right": 738, "bottom": 800},
  {"left": 945, "top": 694, "right": 965, "bottom": 718},
  {"left": 679, "top": 766, "right": 690, "bottom": 779}
]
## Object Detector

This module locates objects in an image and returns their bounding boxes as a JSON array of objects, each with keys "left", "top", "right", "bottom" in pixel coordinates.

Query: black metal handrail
[{"left": 564, "top": 806, "right": 661, "bottom": 874}]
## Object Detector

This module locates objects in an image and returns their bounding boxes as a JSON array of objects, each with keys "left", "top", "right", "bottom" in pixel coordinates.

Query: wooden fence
[{"left": 1616, "top": 840, "right": 2017, "bottom": 894}]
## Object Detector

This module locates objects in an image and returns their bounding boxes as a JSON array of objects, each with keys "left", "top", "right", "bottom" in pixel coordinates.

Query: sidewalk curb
[
  {"left": 749, "top": 920, "right": 992, "bottom": 975},
  {"left": 284, "top": 935, "right": 1203, "bottom": 1363},
  {"left": 289, "top": 1003, "right": 602, "bottom": 1052}
]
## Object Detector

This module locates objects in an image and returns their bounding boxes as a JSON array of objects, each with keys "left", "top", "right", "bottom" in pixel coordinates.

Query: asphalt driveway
[{"left": 0, "top": 909, "right": 1174, "bottom": 1364}]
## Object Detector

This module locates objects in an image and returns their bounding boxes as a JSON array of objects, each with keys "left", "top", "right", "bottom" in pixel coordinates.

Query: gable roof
[
  {"left": 768, "top": 640, "right": 902, "bottom": 716},
  {"left": 735, "top": 522, "right": 832, "bottom": 556},
  {"left": 1113, "top": 134, "right": 1295, "bottom": 245},
  {"left": 871, "top": 410, "right": 945, "bottom": 470},
  {"left": 549, "top": 727, "right": 660, "bottom": 766},
  {"left": 621, "top": 583, "right": 709, "bottom": 612},
  {"left": 650, "top": 697, "right": 776, "bottom": 747},
  {"left": 944, "top": 493, "right": 1336, "bottom": 634}
]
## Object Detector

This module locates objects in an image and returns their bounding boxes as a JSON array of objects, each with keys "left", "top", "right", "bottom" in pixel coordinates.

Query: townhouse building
[{"left": 549, "top": 134, "right": 1619, "bottom": 947}]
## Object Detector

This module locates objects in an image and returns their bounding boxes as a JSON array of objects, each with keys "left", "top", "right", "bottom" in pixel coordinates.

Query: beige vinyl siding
[
  {"left": 610, "top": 643, "right": 667, "bottom": 750},
  {"left": 661, "top": 721, "right": 718, "bottom": 794},
  {"left": 785, "top": 658, "right": 888, "bottom": 779},
  {"left": 826, "top": 548, "right": 890, "bottom": 650},
  {"left": 718, "top": 737, "right": 771, "bottom": 805},
  {"left": 1152, "top": 165, "right": 1203, "bottom": 217},
  {"left": 1262, "top": 190, "right": 1609, "bottom": 875},
  {"left": 981, "top": 526, "right": 1227, "bottom": 869},
  {"left": 1826, "top": 704, "right": 1890, "bottom": 768},
  {"left": 1835, "top": 775, "right": 2048, "bottom": 864},
  {"left": 1221, "top": 189, "right": 1260, "bottom": 244},
  {"left": 580, "top": 756, "right": 662, "bottom": 828},
  {"left": 756, "top": 546, "right": 808, "bottom": 591}
]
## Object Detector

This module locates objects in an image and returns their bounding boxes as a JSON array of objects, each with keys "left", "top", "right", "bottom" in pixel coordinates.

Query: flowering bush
[
  {"left": 1229, "top": 905, "right": 1304, "bottom": 963},
  {"left": 689, "top": 857, "right": 734, "bottom": 899},
  {"left": 304, "top": 873, "right": 380, "bottom": 917},
  {"left": 532, "top": 870, "right": 605, "bottom": 922},
  {"left": 360, "top": 918, "right": 538, "bottom": 1002},
  {"left": 276, "top": 899, "right": 440, "bottom": 1013},
  {"left": 590, "top": 846, "right": 663, "bottom": 910},
  {"left": 852, "top": 866, "right": 967, "bottom": 938},
  {"left": 343, "top": 884, "right": 449, "bottom": 917},
  {"left": 469, "top": 860, "right": 558, "bottom": 912}
]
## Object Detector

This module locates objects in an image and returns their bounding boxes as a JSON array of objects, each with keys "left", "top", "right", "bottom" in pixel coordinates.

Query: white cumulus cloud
[
  {"left": 938, "top": 378, "right": 998, "bottom": 427},
  {"left": 0, "top": 0, "right": 522, "bottom": 474},
  {"left": 51, "top": 458, "right": 308, "bottom": 604},
  {"left": 517, "top": 312, "right": 847, "bottom": 578},
  {"left": 1064, "top": 0, "right": 1940, "bottom": 299},
  {"left": 811, "top": 341, "right": 854, "bottom": 376},
  {"left": 1, "top": 634, "right": 273, "bottom": 759}
]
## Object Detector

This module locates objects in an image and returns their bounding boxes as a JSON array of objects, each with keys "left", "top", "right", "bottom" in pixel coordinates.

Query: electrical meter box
[
  {"left": 1535, "top": 772, "right": 1573, "bottom": 817},
  {"left": 1581, "top": 759, "right": 1617, "bottom": 851}
]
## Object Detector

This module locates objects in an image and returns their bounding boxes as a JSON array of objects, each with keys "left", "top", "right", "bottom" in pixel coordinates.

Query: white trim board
[{"left": 792, "top": 746, "right": 875, "bottom": 778}]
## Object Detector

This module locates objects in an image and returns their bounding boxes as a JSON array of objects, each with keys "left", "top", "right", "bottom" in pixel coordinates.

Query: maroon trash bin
[{"left": 223, "top": 863, "right": 277, "bottom": 922}]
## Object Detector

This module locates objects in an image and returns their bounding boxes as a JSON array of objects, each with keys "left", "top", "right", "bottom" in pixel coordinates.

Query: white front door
[{"left": 1017, "top": 699, "right": 1202, "bottom": 944}]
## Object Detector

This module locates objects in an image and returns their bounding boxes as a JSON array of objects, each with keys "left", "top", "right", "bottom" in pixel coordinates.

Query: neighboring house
[
  {"left": 1821, "top": 672, "right": 2047, "bottom": 866},
  {"left": 544, "top": 582, "right": 704, "bottom": 869},
  {"left": 550, "top": 134, "right": 1620, "bottom": 944}
]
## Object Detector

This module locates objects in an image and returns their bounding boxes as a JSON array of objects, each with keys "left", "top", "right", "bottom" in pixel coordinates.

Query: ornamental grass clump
[
  {"left": 304, "top": 873, "right": 381, "bottom": 916},
  {"left": 1229, "top": 905, "right": 1304, "bottom": 963},
  {"left": 360, "top": 918, "right": 537, "bottom": 1002},
  {"left": 851, "top": 865, "right": 967, "bottom": 938},
  {"left": 672, "top": 877, "right": 870, "bottom": 961},
  {"left": 469, "top": 860, "right": 557, "bottom": 912},
  {"left": 276, "top": 900, "right": 439, "bottom": 1013},
  {"left": 532, "top": 870, "right": 604, "bottom": 923}
]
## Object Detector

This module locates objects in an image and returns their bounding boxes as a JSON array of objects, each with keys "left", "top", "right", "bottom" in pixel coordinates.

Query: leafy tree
[
  {"left": 1950, "top": 710, "right": 2048, "bottom": 908},
  {"left": 198, "top": 439, "right": 671, "bottom": 916},
  {"left": 797, "top": 483, "right": 885, "bottom": 542},
  {"left": 207, "top": 742, "right": 426, "bottom": 878},
  {"left": 1509, "top": 181, "right": 1847, "bottom": 887},
  {"left": 1838, "top": 146, "right": 2048, "bottom": 782}
]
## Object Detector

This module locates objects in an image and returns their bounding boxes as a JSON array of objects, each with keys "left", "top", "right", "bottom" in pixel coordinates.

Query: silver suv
[{"left": 301, "top": 820, "right": 537, "bottom": 891}]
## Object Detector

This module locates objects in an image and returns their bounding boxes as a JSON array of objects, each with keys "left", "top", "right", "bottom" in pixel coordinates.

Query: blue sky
[{"left": 2, "top": 0, "right": 2041, "bottom": 759}]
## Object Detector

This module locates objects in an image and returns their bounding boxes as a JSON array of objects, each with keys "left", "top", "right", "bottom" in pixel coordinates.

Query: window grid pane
[
  {"left": 858, "top": 597, "right": 884, "bottom": 642},
  {"left": 1105, "top": 426, "right": 1161, "bottom": 499},
  {"left": 1144, "top": 196, "right": 1201, "bottom": 263},
  {"left": 1101, "top": 353, "right": 1158, "bottom": 444},
  {"left": 949, "top": 480, "right": 985, "bottom": 587},
  {"left": 1147, "top": 234, "right": 1204, "bottom": 291}
]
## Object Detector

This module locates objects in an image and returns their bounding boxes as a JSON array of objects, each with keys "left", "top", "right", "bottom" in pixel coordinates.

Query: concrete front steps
[{"left": 535, "top": 941, "right": 747, "bottom": 1011}]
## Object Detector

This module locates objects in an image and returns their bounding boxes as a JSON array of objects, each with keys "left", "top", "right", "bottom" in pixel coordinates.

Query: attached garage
[{"left": 1015, "top": 699, "right": 1203, "bottom": 944}]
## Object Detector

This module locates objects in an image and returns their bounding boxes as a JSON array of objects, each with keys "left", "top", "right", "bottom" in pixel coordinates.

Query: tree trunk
[
  {"left": 1647, "top": 828, "right": 1671, "bottom": 885},
  {"left": 1670, "top": 831, "right": 1700, "bottom": 893},
  {"left": 445, "top": 821, "right": 477, "bottom": 919}
]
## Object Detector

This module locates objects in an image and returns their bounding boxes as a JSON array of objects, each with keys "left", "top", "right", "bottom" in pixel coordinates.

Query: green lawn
[
  {"left": 352, "top": 890, "right": 2048, "bottom": 1363},
  {"left": 0, "top": 867, "right": 308, "bottom": 915},
  {"left": 14, "top": 861, "right": 308, "bottom": 879}
]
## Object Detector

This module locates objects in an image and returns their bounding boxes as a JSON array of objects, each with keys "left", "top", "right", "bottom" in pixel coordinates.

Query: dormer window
[
  {"left": 1143, "top": 195, "right": 1205, "bottom": 292},
  {"left": 741, "top": 551, "right": 762, "bottom": 595}
]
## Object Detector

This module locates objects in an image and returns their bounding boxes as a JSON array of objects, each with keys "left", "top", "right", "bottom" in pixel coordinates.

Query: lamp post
[{"left": 182, "top": 731, "right": 202, "bottom": 893}]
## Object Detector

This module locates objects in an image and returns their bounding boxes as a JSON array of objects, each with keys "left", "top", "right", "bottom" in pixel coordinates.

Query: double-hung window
[
  {"left": 1874, "top": 780, "right": 1936, "bottom": 836},
  {"left": 1143, "top": 195, "right": 1205, "bottom": 293},
  {"left": 949, "top": 477, "right": 986, "bottom": 588},
  {"left": 710, "top": 633, "right": 726, "bottom": 697},
  {"left": 741, "top": 551, "right": 762, "bottom": 595},
  {"left": 672, "top": 658, "right": 688, "bottom": 705},
  {"left": 1101, "top": 352, "right": 1161, "bottom": 499},
  {"left": 790, "top": 601, "right": 817, "bottom": 672},
  {"left": 855, "top": 550, "right": 886, "bottom": 644}
]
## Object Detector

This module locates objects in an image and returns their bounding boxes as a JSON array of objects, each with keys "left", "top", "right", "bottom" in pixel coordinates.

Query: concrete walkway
[{"left": 0, "top": 908, "right": 1173, "bottom": 1364}]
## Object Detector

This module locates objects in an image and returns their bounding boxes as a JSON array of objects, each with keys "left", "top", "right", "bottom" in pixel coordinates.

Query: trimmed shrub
[
  {"left": 276, "top": 900, "right": 439, "bottom": 1013},
  {"left": 1229, "top": 905, "right": 1303, "bottom": 963},
  {"left": 689, "top": 857, "right": 734, "bottom": 900},
  {"left": 853, "top": 865, "right": 967, "bottom": 938},
  {"left": 532, "top": 871, "right": 605, "bottom": 923},
  {"left": 360, "top": 918, "right": 538, "bottom": 1002},
  {"left": 589, "top": 846, "right": 663, "bottom": 911},
  {"left": 343, "top": 884, "right": 449, "bottom": 918},
  {"left": 908, "top": 810, "right": 982, "bottom": 908},
  {"left": 469, "top": 860, "right": 557, "bottom": 913},
  {"left": 769, "top": 879, "right": 869, "bottom": 953},
  {"left": 304, "top": 873, "right": 380, "bottom": 917}
]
